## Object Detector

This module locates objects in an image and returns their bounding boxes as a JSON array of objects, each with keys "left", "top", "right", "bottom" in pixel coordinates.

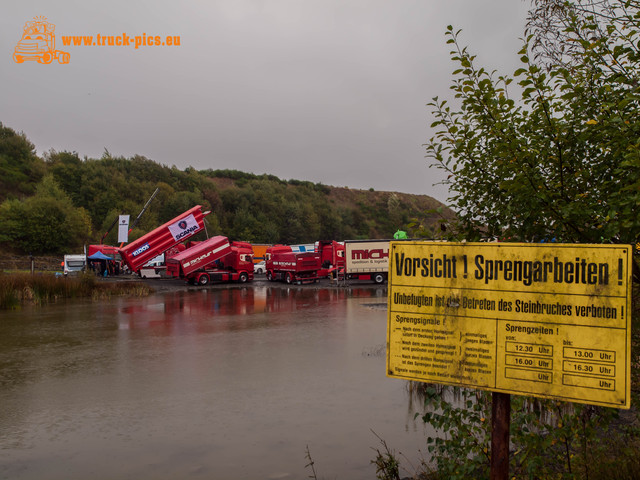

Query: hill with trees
[{"left": 0, "top": 122, "right": 453, "bottom": 255}]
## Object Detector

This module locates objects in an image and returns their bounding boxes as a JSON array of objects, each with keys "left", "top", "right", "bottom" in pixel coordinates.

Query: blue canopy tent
[
  {"left": 87, "top": 251, "right": 114, "bottom": 276},
  {"left": 87, "top": 251, "right": 112, "bottom": 261}
]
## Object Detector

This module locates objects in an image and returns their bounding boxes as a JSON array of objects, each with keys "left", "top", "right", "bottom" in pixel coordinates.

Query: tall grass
[{"left": 0, "top": 272, "right": 152, "bottom": 309}]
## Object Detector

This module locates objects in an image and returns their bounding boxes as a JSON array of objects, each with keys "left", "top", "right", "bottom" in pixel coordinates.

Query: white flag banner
[
  {"left": 118, "top": 215, "right": 130, "bottom": 243},
  {"left": 168, "top": 213, "right": 200, "bottom": 241}
]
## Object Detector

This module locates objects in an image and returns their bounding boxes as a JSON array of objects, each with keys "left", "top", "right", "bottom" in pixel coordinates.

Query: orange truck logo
[{"left": 13, "top": 16, "right": 70, "bottom": 64}]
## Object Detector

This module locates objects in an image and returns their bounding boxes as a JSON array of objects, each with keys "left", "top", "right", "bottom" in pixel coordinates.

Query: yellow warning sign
[{"left": 386, "top": 242, "right": 632, "bottom": 408}]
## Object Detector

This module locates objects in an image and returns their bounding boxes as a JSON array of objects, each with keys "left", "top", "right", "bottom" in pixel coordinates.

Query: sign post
[
  {"left": 386, "top": 242, "right": 633, "bottom": 477},
  {"left": 490, "top": 392, "right": 510, "bottom": 480}
]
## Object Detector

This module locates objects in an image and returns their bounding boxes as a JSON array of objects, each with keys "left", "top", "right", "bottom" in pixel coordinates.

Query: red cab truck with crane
[
  {"left": 165, "top": 236, "right": 254, "bottom": 285},
  {"left": 265, "top": 245, "right": 322, "bottom": 284}
]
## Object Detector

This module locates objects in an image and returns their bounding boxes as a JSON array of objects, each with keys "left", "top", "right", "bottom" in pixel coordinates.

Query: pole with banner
[{"left": 117, "top": 215, "right": 130, "bottom": 244}]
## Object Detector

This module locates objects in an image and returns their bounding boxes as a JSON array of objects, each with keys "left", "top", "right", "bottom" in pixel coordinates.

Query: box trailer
[{"left": 343, "top": 239, "right": 390, "bottom": 284}]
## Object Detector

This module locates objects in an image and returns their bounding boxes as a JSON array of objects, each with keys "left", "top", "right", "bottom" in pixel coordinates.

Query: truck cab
[{"left": 316, "top": 240, "right": 345, "bottom": 278}]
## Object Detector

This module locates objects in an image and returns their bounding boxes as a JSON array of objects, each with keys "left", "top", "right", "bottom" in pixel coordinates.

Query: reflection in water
[{"left": 0, "top": 287, "right": 429, "bottom": 480}]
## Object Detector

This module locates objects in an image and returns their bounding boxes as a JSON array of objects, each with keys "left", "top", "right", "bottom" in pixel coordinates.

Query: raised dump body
[
  {"left": 167, "top": 236, "right": 231, "bottom": 277},
  {"left": 166, "top": 237, "right": 254, "bottom": 285},
  {"left": 265, "top": 245, "right": 321, "bottom": 284},
  {"left": 119, "top": 205, "right": 208, "bottom": 273}
]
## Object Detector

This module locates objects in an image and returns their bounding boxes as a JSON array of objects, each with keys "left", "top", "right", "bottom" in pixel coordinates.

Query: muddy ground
[{"left": 132, "top": 273, "right": 387, "bottom": 294}]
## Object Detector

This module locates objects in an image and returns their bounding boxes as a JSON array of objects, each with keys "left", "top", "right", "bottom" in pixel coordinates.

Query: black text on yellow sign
[{"left": 386, "top": 242, "right": 632, "bottom": 408}]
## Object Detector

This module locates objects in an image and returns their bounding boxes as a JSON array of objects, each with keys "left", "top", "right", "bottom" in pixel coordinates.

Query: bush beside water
[{"left": 0, "top": 272, "right": 151, "bottom": 309}]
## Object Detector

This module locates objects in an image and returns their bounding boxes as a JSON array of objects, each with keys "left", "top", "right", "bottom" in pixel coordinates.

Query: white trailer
[
  {"left": 343, "top": 240, "right": 390, "bottom": 284},
  {"left": 63, "top": 254, "right": 86, "bottom": 276}
]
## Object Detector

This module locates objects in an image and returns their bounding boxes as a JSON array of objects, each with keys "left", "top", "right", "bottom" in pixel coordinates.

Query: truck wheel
[
  {"left": 239, "top": 272, "right": 249, "bottom": 283},
  {"left": 39, "top": 52, "right": 53, "bottom": 64},
  {"left": 267, "top": 271, "right": 273, "bottom": 281},
  {"left": 58, "top": 52, "right": 70, "bottom": 64},
  {"left": 198, "top": 274, "right": 209, "bottom": 286},
  {"left": 285, "top": 273, "right": 293, "bottom": 284},
  {"left": 13, "top": 53, "right": 24, "bottom": 63},
  {"left": 374, "top": 273, "right": 385, "bottom": 284}
]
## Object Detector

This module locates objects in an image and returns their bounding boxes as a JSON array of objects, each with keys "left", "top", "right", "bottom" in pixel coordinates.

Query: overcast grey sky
[{"left": 2, "top": 1, "right": 530, "bottom": 204}]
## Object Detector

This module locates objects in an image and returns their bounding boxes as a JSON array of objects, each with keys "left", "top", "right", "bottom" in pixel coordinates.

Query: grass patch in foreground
[{"left": 0, "top": 272, "right": 152, "bottom": 309}]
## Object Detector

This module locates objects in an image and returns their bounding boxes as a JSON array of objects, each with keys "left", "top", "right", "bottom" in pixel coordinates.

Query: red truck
[
  {"left": 119, "top": 205, "right": 209, "bottom": 273},
  {"left": 315, "top": 240, "right": 345, "bottom": 278},
  {"left": 166, "top": 236, "right": 254, "bottom": 285},
  {"left": 265, "top": 245, "right": 322, "bottom": 284}
]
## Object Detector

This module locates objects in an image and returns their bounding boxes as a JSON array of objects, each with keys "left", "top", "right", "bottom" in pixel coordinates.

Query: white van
[
  {"left": 63, "top": 254, "right": 86, "bottom": 275},
  {"left": 139, "top": 253, "right": 165, "bottom": 278}
]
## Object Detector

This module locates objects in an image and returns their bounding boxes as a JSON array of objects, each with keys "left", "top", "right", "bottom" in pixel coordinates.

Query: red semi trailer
[
  {"left": 265, "top": 245, "right": 321, "bottom": 284},
  {"left": 119, "top": 205, "right": 209, "bottom": 273},
  {"left": 165, "top": 236, "right": 254, "bottom": 285}
]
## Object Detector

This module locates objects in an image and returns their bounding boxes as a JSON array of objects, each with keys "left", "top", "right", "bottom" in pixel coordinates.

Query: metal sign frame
[{"left": 386, "top": 242, "right": 632, "bottom": 408}]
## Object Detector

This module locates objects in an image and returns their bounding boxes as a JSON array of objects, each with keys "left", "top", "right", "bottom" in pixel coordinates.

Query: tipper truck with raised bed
[
  {"left": 165, "top": 236, "right": 254, "bottom": 285},
  {"left": 119, "top": 205, "right": 209, "bottom": 273}
]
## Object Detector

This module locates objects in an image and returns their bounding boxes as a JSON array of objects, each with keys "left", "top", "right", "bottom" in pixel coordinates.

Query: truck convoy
[
  {"left": 111, "top": 203, "right": 393, "bottom": 286},
  {"left": 343, "top": 239, "right": 390, "bottom": 284},
  {"left": 165, "top": 236, "right": 254, "bottom": 285}
]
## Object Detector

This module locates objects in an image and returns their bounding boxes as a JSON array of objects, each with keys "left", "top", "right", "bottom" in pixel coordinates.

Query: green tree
[
  {"left": 157, "top": 190, "right": 206, "bottom": 225},
  {"left": 427, "top": 2, "right": 640, "bottom": 246},
  {"left": 45, "top": 150, "right": 84, "bottom": 205},
  {"left": 418, "top": 2, "right": 640, "bottom": 477},
  {"left": 0, "top": 123, "right": 45, "bottom": 201},
  {"left": 0, "top": 174, "right": 92, "bottom": 254}
]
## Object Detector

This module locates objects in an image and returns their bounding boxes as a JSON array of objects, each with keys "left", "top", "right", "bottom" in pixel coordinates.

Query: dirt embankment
[{"left": 0, "top": 253, "right": 62, "bottom": 273}]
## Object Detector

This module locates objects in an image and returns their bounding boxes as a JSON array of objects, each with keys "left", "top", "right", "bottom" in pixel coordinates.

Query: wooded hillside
[{"left": 0, "top": 122, "right": 454, "bottom": 254}]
